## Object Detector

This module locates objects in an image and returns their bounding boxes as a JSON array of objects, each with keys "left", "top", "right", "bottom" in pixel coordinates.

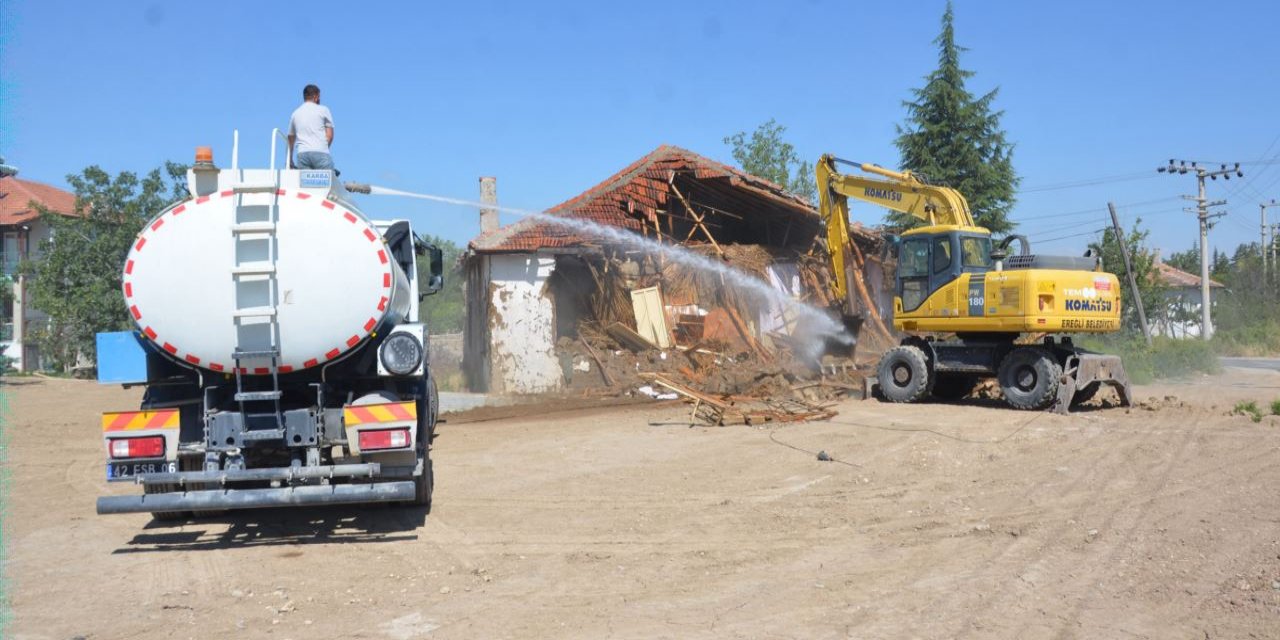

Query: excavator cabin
[{"left": 896, "top": 224, "right": 993, "bottom": 314}]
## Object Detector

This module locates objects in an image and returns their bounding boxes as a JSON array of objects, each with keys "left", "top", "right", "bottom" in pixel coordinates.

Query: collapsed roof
[{"left": 468, "top": 145, "right": 851, "bottom": 254}]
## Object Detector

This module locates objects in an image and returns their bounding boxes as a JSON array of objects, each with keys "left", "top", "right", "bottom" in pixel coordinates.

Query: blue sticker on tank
[
  {"left": 300, "top": 171, "right": 332, "bottom": 188},
  {"left": 968, "top": 275, "right": 985, "bottom": 316}
]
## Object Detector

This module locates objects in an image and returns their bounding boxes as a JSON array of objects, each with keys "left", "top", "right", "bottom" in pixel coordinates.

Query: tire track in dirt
[
  {"left": 946, "top": 416, "right": 1162, "bottom": 638},
  {"left": 1034, "top": 424, "right": 1200, "bottom": 639}
]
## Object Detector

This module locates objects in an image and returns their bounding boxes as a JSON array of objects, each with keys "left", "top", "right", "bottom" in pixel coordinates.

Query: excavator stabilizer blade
[{"left": 1053, "top": 351, "right": 1132, "bottom": 414}]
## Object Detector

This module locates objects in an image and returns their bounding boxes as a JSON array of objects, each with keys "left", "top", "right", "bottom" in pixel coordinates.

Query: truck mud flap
[
  {"left": 96, "top": 481, "right": 415, "bottom": 515},
  {"left": 1053, "top": 351, "right": 1132, "bottom": 415}
]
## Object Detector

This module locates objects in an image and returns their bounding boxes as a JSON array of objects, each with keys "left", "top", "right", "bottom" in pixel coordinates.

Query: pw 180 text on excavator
[{"left": 816, "top": 155, "right": 1132, "bottom": 414}]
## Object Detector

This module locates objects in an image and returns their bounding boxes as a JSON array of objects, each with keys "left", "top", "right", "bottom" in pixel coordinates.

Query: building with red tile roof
[
  {"left": 1149, "top": 256, "right": 1223, "bottom": 339},
  {"left": 0, "top": 176, "right": 77, "bottom": 225},
  {"left": 460, "top": 145, "right": 878, "bottom": 394},
  {"left": 2, "top": 175, "right": 82, "bottom": 370},
  {"left": 1152, "top": 260, "right": 1223, "bottom": 290}
]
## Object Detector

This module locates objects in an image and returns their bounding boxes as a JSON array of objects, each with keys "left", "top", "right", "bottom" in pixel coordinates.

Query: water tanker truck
[{"left": 95, "top": 132, "right": 444, "bottom": 517}]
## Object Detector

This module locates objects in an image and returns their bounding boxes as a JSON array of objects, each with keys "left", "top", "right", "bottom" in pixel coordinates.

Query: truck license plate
[{"left": 107, "top": 460, "right": 177, "bottom": 480}]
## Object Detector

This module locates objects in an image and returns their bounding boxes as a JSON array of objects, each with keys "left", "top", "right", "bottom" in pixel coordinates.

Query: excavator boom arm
[
  {"left": 817, "top": 155, "right": 976, "bottom": 227},
  {"left": 815, "top": 154, "right": 977, "bottom": 302}
]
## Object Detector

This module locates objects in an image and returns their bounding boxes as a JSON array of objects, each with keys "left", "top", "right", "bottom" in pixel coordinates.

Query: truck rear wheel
[
  {"left": 413, "top": 458, "right": 434, "bottom": 508},
  {"left": 998, "top": 347, "right": 1061, "bottom": 410},
  {"left": 144, "top": 482, "right": 188, "bottom": 521},
  {"left": 877, "top": 345, "right": 933, "bottom": 403},
  {"left": 411, "top": 375, "right": 437, "bottom": 509}
]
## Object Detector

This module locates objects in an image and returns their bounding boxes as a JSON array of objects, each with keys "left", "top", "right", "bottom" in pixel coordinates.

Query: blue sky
[{"left": 3, "top": 0, "right": 1279, "bottom": 258}]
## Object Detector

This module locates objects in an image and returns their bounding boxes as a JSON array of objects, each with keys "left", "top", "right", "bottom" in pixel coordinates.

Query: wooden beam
[{"left": 669, "top": 179, "right": 724, "bottom": 258}]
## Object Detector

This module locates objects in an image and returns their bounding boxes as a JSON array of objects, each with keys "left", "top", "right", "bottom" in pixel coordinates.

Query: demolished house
[{"left": 462, "top": 145, "right": 886, "bottom": 404}]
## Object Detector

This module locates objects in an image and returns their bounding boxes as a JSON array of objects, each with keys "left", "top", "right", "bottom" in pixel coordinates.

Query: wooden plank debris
[
  {"left": 606, "top": 322, "right": 660, "bottom": 352},
  {"left": 639, "top": 373, "right": 837, "bottom": 426}
]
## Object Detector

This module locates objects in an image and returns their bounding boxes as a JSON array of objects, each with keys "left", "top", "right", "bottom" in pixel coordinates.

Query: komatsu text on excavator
[{"left": 816, "top": 155, "right": 1132, "bottom": 413}]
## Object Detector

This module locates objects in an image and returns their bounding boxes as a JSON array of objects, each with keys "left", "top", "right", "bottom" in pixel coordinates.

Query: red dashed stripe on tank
[{"left": 130, "top": 193, "right": 394, "bottom": 374}]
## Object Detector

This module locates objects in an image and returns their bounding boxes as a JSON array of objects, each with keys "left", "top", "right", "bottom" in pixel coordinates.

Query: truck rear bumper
[
  {"left": 96, "top": 481, "right": 415, "bottom": 514},
  {"left": 117, "top": 462, "right": 382, "bottom": 485}
]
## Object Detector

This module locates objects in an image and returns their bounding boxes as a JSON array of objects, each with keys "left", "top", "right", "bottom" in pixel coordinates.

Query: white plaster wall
[
  {"left": 1155, "top": 288, "right": 1216, "bottom": 339},
  {"left": 487, "top": 254, "right": 562, "bottom": 394}
]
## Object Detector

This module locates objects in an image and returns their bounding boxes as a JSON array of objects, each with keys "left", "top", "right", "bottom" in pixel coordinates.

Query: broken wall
[{"left": 485, "top": 254, "right": 563, "bottom": 394}]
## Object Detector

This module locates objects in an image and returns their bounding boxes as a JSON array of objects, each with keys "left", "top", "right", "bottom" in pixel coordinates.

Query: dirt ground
[{"left": 5, "top": 367, "right": 1280, "bottom": 639}]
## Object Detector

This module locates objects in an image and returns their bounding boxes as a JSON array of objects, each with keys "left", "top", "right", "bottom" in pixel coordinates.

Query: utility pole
[
  {"left": 1157, "top": 159, "right": 1241, "bottom": 340},
  {"left": 1261, "top": 199, "right": 1280, "bottom": 283},
  {"left": 1108, "top": 202, "right": 1151, "bottom": 346},
  {"left": 1271, "top": 222, "right": 1280, "bottom": 288}
]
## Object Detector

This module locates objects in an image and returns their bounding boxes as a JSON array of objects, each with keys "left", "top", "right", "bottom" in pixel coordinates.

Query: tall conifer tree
[{"left": 894, "top": 2, "right": 1018, "bottom": 234}]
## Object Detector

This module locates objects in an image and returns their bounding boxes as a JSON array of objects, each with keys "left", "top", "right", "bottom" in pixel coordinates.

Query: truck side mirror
[{"left": 421, "top": 244, "right": 444, "bottom": 297}]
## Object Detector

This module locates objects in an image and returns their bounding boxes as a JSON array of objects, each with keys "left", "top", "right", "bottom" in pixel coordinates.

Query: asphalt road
[{"left": 1219, "top": 356, "right": 1280, "bottom": 372}]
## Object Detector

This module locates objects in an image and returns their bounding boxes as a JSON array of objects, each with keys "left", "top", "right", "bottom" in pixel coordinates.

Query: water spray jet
[{"left": 349, "top": 183, "right": 855, "bottom": 357}]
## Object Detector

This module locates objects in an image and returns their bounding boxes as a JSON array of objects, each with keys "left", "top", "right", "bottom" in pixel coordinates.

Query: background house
[
  {"left": 1151, "top": 257, "right": 1223, "bottom": 339},
  {"left": 0, "top": 175, "right": 78, "bottom": 370}
]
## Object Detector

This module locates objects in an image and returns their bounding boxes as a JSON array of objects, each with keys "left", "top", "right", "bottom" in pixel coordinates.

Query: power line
[
  {"left": 1034, "top": 227, "right": 1107, "bottom": 244},
  {"left": 1018, "top": 171, "right": 1159, "bottom": 194},
  {"left": 1012, "top": 196, "right": 1180, "bottom": 222},
  {"left": 1018, "top": 207, "right": 1185, "bottom": 236}
]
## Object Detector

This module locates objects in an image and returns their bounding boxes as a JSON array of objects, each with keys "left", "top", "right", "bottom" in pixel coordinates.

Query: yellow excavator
[{"left": 815, "top": 155, "right": 1131, "bottom": 413}]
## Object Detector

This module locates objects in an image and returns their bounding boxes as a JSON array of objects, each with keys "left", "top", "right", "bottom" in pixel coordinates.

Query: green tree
[
  {"left": 1211, "top": 247, "right": 1230, "bottom": 280},
  {"left": 1164, "top": 246, "right": 1199, "bottom": 274},
  {"left": 723, "top": 119, "right": 816, "bottom": 202},
  {"left": 1089, "top": 218, "right": 1167, "bottom": 334},
  {"left": 22, "top": 163, "right": 188, "bottom": 371},
  {"left": 894, "top": 1, "right": 1018, "bottom": 234},
  {"left": 416, "top": 234, "right": 464, "bottom": 334}
]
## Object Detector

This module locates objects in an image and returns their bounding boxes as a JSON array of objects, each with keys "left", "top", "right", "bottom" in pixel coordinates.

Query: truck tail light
[
  {"left": 109, "top": 436, "right": 165, "bottom": 459},
  {"left": 359, "top": 428, "right": 410, "bottom": 451}
]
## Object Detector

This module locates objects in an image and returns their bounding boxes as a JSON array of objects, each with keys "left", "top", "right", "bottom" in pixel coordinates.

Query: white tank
[{"left": 123, "top": 167, "right": 412, "bottom": 375}]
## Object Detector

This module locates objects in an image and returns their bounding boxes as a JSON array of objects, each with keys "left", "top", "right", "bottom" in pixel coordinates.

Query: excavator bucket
[
  {"left": 832, "top": 313, "right": 864, "bottom": 359},
  {"left": 1053, "top": 350, "right": 1132, "bottom": 414}
]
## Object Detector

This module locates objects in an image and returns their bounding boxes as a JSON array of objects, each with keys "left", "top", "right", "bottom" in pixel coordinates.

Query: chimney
[
  {"left": 479, "top": 176, "right": 498, "bottom": 233},
  {"left": 1153, "top": 248, "right": 1162, "bottom": 265}
]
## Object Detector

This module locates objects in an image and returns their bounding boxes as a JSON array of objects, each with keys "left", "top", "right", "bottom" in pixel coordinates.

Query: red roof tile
[
  {"left": 0, "top": 177, "right": 78, "bottom": 225},
  {"left": 1153, "top": 261, "right": 1223, "bottom": 288},
  {"left": 469, "top": 145, "right": 817, "bottom": 253}
]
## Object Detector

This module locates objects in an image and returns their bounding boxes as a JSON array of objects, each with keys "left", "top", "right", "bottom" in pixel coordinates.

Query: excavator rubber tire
[
  {"left": 932, "top": 374, "right": 979, "bottom": 401},
  {"left": 998, "top": 347, "right": 1062, "bottom": 411},
  {"left": 877, "top": 345, "right": 933, "bottom": 403}
]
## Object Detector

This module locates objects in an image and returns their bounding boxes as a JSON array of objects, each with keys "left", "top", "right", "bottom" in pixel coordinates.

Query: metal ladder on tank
[{"left": 228, "top": 129, "right": 290, "bottom": 433}]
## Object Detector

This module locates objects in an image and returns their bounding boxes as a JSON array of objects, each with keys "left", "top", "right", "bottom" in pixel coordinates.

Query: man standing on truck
[{"left": 288, "top": 84, "right": 335, "bottom": 170}]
